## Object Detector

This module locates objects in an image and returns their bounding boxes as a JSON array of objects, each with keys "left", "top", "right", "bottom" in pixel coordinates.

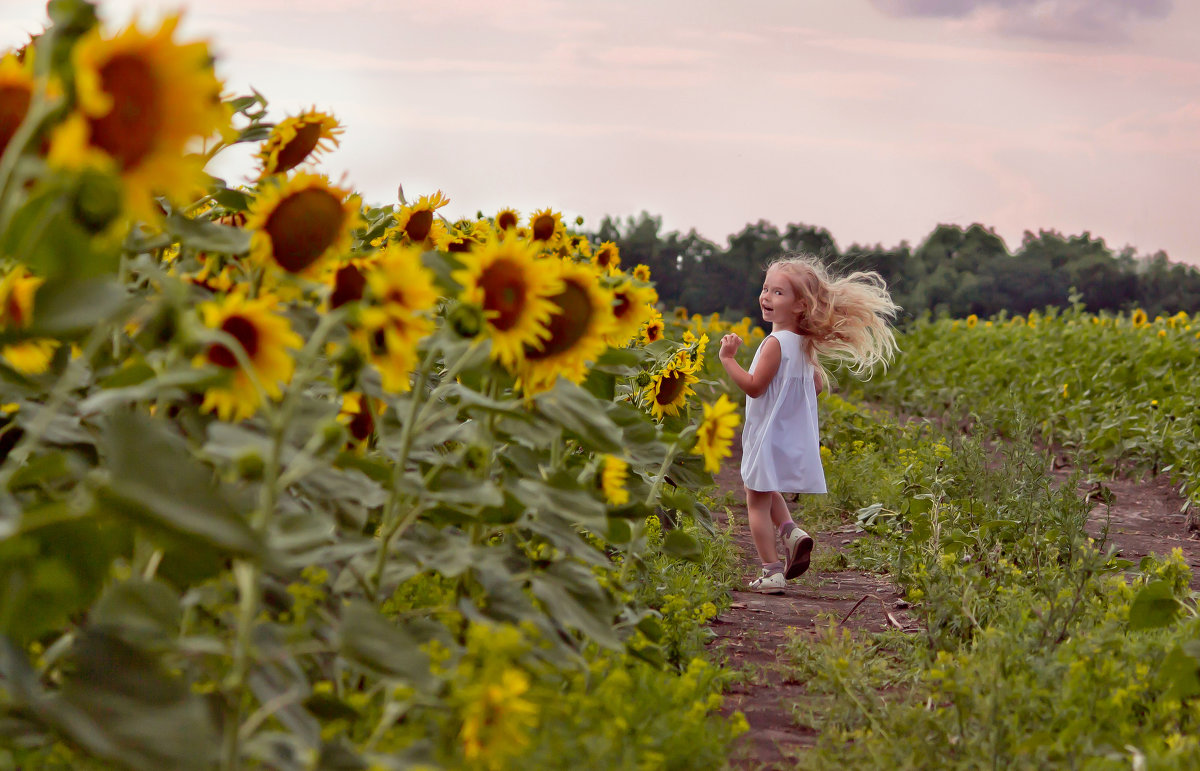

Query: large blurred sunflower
[
  {"left": 606, "top": 279, "right": 658, "bottom": 347},
  {"left": 257, "top": 109, "right": 343, "bottom": 177},
  {"left": 197, "top": 292, "right": 302, "bottom": 422},
  {"left": 692, "top": 393, "right": 739, "bottom": 473},
  {"left": 47, "top": 16, "right": 228, "bottom": 221},
  {"left": 0, "top": 267, "right": 59, "bottom": 375},
  {"left": 393, "top": 191, "right": 450, "bottom": 250},
  {"left": 452, "top": 236, "right": 562, "bottom": 371},
  {"left": 642, "top": 358, "right": 697, "bottom": 420},
  {"left": 355, "top": 244, "right": 438, "bottom": 392},
  {"left": 517, "top": 259, "right": 616, "bottom": 393},
  {"left": 0, "top": 53, "right": 34, "bottom": 157},
  {"left": 246, "top": 173, "right": 362, "bottom": 276}
]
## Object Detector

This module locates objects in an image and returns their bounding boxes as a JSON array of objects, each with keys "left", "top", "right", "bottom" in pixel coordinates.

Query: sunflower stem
[{"left": 368, "top": 342, "right": 439, "bottom": 601}]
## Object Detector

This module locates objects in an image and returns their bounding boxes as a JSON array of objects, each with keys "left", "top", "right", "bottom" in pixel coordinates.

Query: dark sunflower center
[
  {"left": 405, "top": 210, "right": 433, "bottom": 243},
  {"left": 525, "top": 279, "right": 592, "bottom": 360},
  {"left": 531, "top": 214, "right": 555, "bottom": 241},
  {"left": 655, "top": 371, "right": 685, "bottom": 406},
  {"left": 330, "top": 263, "right": 366, "bottom": 309},
  {"left": 348, "top": 405, "right": 374, "bottom": 442},
  {"left": 263, "top": 188, "right": 345, "bottom": 272},
  {"left": 613, "top": 292, "right": 632, "bottom": 320},
  {"left": 273, "top": 120, "right": 323, "bottom": 175},
  {"left": 89, "top": 53, "right": 161, "bottom": 170},
  {"left": 597, "top": 248, "right": 615, "bottom": 267},
  {"left": 496, "top": 211, "right": 517, "bottom": 230},
  {"left": 447, "top": 238, "right": 473, "bottom": 253},
  {"left": 479, "top": 259, "right": 529, "bottom": 331},
  {"left": 647, "top": 324, "right": 662, "bottom": 342},
  {"left": 208, "top": 314, "right": 260, "bottom": 368},
  {"left": 0, "top": 84, "right": 32, "bottom": 154}
]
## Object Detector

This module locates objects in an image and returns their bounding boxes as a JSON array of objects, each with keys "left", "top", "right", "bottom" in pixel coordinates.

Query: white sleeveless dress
[{"left": 740, "top": 330, "right": 826, "bottom": 494}]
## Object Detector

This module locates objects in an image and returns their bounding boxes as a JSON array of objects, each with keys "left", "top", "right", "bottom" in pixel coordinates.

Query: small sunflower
[
  {"left": 692, "top": 393, "right": 740, "bottom": 473},
  {"left": 257, "top": 108, "right": 343, "bottom": 177},
  {"left": 632, "top": 264, "right": 651, "bottom": 282},
  {"left": 338, "top": 392, "right": 377, "bottom": 448},
  {"left": 1131, "top": 308, "right": 1148, "bottom": 328},
  {"left": 527, "top": 207, "right": 564, "bottom": 245},
  {"left": 452, "top": 236, "right": 563, "bottom": 371},
  {"left": 679, "top": 330, "right": 709, "bottom": 371},
  {"left": 355, "top": 244, "right": 439, "bottom": 392},
  {"left": 0, "top": 267, "right": 59, "bottom": 375},
  {"left": 642, "top": 358, "right": 698, "bottom": 420},
  {"left": 325, "top": 255, "right": 376, "bottom": 310},
  {"left": 592, "top": 241, "right": 620, "bottom": 273},
  {"left": 600, "top": 455, "right": 630, "bottom": 506},
  {"left": 47, "top": 16, "right": 228, "bottom": 221},
  {"left": 435, "top": 220, "right": 481, "bottom": 254},
  {"left": 517, "top": 259, "right": 616, "bottom": 393},
  {"left": 494, "top": 207, "right": 520, "bottom": 232},
  {"left": 246, "top": 173, "right": 362, "bottom": 276},
  {"left": 0, "top": 53, "right": 34, "bottom": 157},
  {"left": 966, "top": 314, "right": 979, "bottom": 329},
  {"left": 197, "top": 292, "right": 302, "bottom": 422},
  {"left": 393, "top": 191, "right": 450, "bottom": 249},
  {"left": 640, "top": 313, "right": 665, "bottom": 344},
  {"left": 607, "top": 279, "right": 658, "bottom": 347}
]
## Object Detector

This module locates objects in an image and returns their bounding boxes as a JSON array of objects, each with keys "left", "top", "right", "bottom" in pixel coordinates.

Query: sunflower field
[
  {"left": 0, "top": 3, "right": 760, "bottom": 769},
  {"left": 851, "top": 301, "right": 1200, "bottom": 514}
]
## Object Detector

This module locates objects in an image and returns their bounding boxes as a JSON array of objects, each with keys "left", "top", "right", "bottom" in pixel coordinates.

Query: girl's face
[{"left": 759, "top": 268, "right": 803, "bottom": 327}]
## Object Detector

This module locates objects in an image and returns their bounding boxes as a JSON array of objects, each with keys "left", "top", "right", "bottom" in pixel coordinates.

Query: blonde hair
[{"left": 766, "top": 254, "right": 900, "bottom": 380}]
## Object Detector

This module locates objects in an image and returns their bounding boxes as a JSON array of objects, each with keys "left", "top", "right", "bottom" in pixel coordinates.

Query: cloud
[{"left": 870, "top": 0, "right": 1173, "bottom": 42}]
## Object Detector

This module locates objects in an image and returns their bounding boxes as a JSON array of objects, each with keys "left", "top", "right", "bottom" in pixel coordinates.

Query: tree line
[{"left": 592, "top": 213, "right": 1200, "bottom": 322}]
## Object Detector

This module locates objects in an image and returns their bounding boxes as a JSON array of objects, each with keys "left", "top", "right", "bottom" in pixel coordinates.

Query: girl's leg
[
  {"left": 745, "top": 486, "right": 779, "bottom": 564},
  {"left": 768, "top": 492, "right": 795, "bottom": 530}
]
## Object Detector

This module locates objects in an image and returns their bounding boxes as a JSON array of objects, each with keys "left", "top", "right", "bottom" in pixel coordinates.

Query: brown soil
[{"left": 709, "top": 429, "right": 1196, "bottom": 769}]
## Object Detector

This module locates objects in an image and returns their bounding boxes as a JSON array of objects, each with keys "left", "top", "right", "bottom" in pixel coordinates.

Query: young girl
[{"left": 718, "top": 255, "right": 899, "bottom": 593}]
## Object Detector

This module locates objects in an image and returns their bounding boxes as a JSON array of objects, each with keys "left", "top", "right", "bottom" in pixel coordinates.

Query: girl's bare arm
[{"left": 719, "top": 334, "right": 780, "bottom": 398}]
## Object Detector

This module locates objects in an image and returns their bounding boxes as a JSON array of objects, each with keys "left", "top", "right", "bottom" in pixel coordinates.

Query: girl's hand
[{"left": 719, "top": 333, "right": 742, "bottom": 359}]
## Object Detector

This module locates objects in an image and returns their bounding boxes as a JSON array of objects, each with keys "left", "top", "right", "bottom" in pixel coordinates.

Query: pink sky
[{"left": 4, "top": 0, "right": 1198, "bottom": 265}]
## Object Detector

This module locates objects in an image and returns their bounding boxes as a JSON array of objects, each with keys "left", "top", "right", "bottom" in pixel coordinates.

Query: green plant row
[
  {"left": 783, "top": 396, "right": 1200, "bottom": 768},
  {"left": 850, "top": 302, "right": 1200, "bottom": 511}
]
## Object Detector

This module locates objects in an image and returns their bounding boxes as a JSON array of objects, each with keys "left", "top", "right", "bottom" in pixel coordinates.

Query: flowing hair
[{"left": 767, "top": 254, "right": 900, "bottom": 381}]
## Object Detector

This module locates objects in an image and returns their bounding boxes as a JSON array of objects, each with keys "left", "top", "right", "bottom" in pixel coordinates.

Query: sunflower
[
  {"left": 452, "top": 236, "right": 562, "bottom": 371},
  {"left": 47, "top": 16, "right": 228, "bottom": 221},
  {"left": 197, "top": 292, "right": 302, "bottom": 422},
  {"left": 0, "top": 53, "right": 34, "bottom": 157},
  {"left": 494, "top": 207, "right": 520, "bottom": 232},
  {"left": 527, "top": 207, "right": 564, "bottom": 245},
  {"left": 640, "top": 313, "right": 665, "bottom": 344},
  {"left": 355, "top": 245, "right": 438, "bottom": 393},
  {"left": 565, "top": 234, "right": 591, "bottom": 260},
  {"left": 607, "top": 279, "right": 658, "bottom": 347},
  {"left": 592, "top": 241, "right": 620, "bottom": 273},
  {"left": 393, "top": 190, "right": 450, "bottom": 249},
  {"left": 435, "top": 220, "right": 481, "bottom": 254},
  {"left": 642, "top": 358, "right": 698, "bottom": 420},
  {"left": 632, "top": 264, "right": 651, "bottom": 282},
  {"left": 1131, "top": 308, "right": 1148, "bottom": 328},
  {"left": 692, "top": 394, "right": 740, "bottom": 473},
  {"left": 0, "top": 266, "right": 60, "bottom": 375},
  {"left": 600, "top": 455, "right": 630, "bottom": 506},
  {"left": 966, "top": 314, "right": 979, "bottom": 329},
  {"left": 679, "top": 330, "right": 709, "bottom": 370},
  {"left": 257, "top": 109, "right": 343, "bottom": 177},
  {"left": 338, "top": 392, "right": 377, "bottom": 448},
  {"left": 517, "top": 259, "right": 616, "bottom": 393},
  {"left": 245, "top": 173, "right": 362, "bottom": 276}
]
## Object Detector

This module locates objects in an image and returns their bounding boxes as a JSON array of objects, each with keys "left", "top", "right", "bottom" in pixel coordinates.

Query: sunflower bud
[
  {"left": 447, "top": 302, "right": 484, "bottom": 339},
  {"left": 235, "top": 450, "right": 264, "bottom": 480},
  {"left": 635, "top": 371, "right": 652, "bottom": 387},
  {"left": 70, "top": 170, "right": 123, "bottom": 233},
  {"left": 462, "top": 443, "right": 489, "bottom": 471}
]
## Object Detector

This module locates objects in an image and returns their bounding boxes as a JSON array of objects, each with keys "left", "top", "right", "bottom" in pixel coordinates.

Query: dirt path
[
  {"left": 710, "top": 428, "right": 1197, "bottom": 769},
  {"left": 709, "top": 437, "right": 916, "bottom": 769}
]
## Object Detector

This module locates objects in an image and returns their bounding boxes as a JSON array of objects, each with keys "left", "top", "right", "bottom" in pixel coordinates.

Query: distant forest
[{"left": 592, "top": 213, "right": 1200, "bottom": 323}]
